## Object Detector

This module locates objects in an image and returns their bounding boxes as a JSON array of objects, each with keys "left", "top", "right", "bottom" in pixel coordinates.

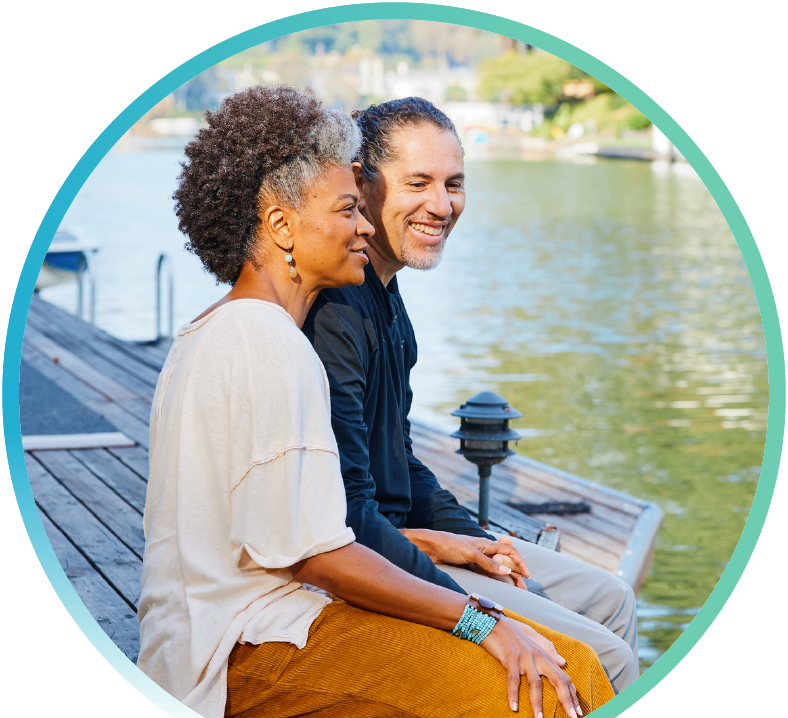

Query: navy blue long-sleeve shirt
[{"left": 303, "top": 262, "right": 493, "bottom": 595}]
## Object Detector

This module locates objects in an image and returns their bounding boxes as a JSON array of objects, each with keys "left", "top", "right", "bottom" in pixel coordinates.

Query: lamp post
[{"left": 451, "top": 391, "right": 522, "bottom": 528}]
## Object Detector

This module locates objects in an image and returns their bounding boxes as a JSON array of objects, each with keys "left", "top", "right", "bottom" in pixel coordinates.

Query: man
[{"left": 302, "top": 97, "right": 638, "bottom": 693}]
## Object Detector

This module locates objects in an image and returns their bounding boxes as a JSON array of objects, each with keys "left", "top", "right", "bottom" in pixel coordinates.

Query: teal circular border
[{"left": 3, "top": 4, "right": 784, "bottom": 716}]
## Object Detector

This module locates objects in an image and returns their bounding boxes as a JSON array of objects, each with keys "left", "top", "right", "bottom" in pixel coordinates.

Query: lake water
[{"left": 46, "top": 137, "right": 767, "bottom": 671}]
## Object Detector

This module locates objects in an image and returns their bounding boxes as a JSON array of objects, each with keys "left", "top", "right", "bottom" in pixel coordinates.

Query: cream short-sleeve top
[{"left": 137, "top": 300, "right": 355, "bottom": 718}]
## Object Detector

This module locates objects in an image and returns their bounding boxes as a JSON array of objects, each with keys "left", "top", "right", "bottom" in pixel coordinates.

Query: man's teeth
[{"left": 410, "top": 223, "right": 442, "bottom": 236}]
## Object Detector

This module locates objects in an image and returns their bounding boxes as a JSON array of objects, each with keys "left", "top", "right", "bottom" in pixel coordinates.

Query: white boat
[{"left": 35, "top": 230, "right": 98, "bottom": 290}]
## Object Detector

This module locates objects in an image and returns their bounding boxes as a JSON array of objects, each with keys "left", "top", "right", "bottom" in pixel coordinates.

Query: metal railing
[
  {"left": 156, "top": 253, "right": 174, "bottom": 341},
  {"left": 76, "top": 254, "right": 96, "bottom": 324}
]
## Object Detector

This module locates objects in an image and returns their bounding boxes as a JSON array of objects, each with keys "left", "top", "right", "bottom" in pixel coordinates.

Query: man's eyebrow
[
  {"left": 405, "top": 171, "right": 465, "bottom": 181},
  {"left": 335, "top": 193, "right": 359, "bottom": 203}
]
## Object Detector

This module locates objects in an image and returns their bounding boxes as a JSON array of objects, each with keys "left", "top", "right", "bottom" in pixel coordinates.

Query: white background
[{"left": 2, "top": 1, "right": 785, "bottom": 715}]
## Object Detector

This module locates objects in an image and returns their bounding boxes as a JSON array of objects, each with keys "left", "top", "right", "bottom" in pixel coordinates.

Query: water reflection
[{"left": 400, "top": 158, "right": 766, "bottom": 670}]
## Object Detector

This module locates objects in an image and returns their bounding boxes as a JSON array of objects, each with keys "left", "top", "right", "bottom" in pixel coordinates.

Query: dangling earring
[{"left": 285, "top": 252, "right": 297, "bottom": 278}]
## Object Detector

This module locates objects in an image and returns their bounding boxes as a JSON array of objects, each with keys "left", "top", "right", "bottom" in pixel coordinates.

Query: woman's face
[{"left": 289, "top": 164, "right": 374, "bottom": 289}]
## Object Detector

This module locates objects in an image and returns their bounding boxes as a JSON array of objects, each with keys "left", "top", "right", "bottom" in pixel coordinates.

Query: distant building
[
  {"left": 358, "top": 57, "right": 386, "bottom": 97},
  {"left": 384, "top": 61, "right": 478, "bottom": 104},
  {"left": 440, "top": 102, "right": 542, "bottom": 134},
  {"left": 149, "top": 117, "right": 201, "bottom": 136}
]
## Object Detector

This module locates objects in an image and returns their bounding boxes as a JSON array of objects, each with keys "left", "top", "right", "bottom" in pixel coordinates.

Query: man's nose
[{"left": 424, "top": 186, "right": 452, "bottom": 219}]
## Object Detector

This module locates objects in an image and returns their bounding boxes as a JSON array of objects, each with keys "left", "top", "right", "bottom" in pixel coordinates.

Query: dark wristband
[{"left": 467, "top": 592, "right": 504, "bottom": 620}]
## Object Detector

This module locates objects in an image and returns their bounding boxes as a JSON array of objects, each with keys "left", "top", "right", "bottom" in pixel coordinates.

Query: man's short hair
[{"left": 351, "top": 97, "right": 461, "bottom": 181}]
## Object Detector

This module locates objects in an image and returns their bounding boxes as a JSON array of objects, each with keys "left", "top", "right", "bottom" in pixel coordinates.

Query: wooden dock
[{"left": 20, "top": 295, "right": 662, "bottom": 663}]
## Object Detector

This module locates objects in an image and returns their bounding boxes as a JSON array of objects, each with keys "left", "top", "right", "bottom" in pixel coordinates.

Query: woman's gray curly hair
[
  {"left": 259, "top": 105, "right": 361, "bottom": 211},
  {"left": 174, "top": 85, "right": 361, "bottom": 285}
]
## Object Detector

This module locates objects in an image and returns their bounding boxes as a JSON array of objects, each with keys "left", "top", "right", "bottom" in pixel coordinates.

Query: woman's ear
[{"left": 262, "top": 204, "right": 294, "bottom": 252}]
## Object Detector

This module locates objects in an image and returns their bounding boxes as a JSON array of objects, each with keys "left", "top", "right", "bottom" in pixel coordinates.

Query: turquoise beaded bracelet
[{"left": 451, "top": 604, "right": 497, "bottom": 645}]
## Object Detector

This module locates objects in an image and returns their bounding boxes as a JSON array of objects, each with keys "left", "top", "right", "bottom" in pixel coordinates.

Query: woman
[{"left": 137, "top": 85, "right": 615, "bottom": 718}]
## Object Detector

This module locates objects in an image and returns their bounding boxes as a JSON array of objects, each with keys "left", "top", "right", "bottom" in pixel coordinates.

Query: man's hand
[
  {"left": 400, "top": 529, "right": 530, "bottom": 589},
  {"left": 457, "top": 534, "right": 531, "bottom": 590}
]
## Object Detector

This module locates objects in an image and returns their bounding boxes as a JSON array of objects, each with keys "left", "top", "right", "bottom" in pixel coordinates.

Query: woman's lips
[{"left": 351, "top": 247, "right": 369, "bottom": 264}]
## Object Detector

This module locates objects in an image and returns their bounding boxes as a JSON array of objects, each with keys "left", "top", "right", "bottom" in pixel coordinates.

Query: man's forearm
[
  {"left": 293, "top": 541, "right": 467, "bottom": 630},
  {"left": 399, "top": 528, "right": 436, "bottom": 556}
]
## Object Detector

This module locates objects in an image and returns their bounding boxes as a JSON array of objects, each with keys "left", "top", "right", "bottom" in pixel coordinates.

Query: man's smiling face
[{"left": 359, "top": 123, "right": 465, "bottom": 276}]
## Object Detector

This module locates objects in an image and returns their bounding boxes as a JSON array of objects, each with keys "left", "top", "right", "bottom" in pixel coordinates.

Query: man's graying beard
[
  {"left": 400, "top": 235, "right": 448, "bottom": 271},
  {"left": 401, "top": 213, "right": 452, "bottom": 271}
]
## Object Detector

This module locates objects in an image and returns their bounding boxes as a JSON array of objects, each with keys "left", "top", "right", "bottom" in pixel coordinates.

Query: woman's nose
[{"left": 357, "top": 212, "right": 375, "bottom": 238}]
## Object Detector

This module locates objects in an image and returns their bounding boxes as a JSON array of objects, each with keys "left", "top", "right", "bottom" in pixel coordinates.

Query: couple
[{"left": 138, "top": 85, "right": 634, "bottom": 718}]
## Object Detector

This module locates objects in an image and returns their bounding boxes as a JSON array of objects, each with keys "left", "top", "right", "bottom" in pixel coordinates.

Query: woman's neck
[{"left": 192, "top": 262, "right": 319, "bottom": 328}]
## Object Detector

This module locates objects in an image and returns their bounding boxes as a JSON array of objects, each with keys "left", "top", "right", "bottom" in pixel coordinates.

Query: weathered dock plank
[
  {"left": 26, "top": 453, "right": 143, "bottom": 607},
  {"left": 497, "top": 463, "right": 639, "bottom": 529},
  {"left": 462, "top": 499, "right": 561, "bottom": 551},
  {"left": 408, "top": 421, "right": 659, "bottom": 576},
  {"left": 32, "top": 450, "right": 146, "bottom": 558},
  {"left": 108, "top": 445, "right": 151, "bottom": 482},
  {"left": 82, "top": 402, "right": 151, "bottom": 449},
  {"left": 21, "top": 344, "right": 152, "bottom": 448},
  {"left": 112, "top": 397, "right": 155, "bottom": 424},
  {"left": 27, "top": 293, "right": 168, "bottom": 371},
  {"left": 413, "top": 424, "right": 642, "bottom": 518},
  {"left": 22, "top": 432, "right": 135, "bottom": 451},
  {"left": 25, "top": 311, "right": 160, "bottom": 398},
  {"left": 420, "top": 442, "right": 634, "bottom": 540},
  {"left": 506, "top": 453, "right": 648, "bottom": 514},
  {"left": 70, "top": 448, "right": 148, "bottom": 513},
  {"left": 38, "top": 509, "right": 140, "bottom": 662},
  {"left": 414, "top": 438, "right": 630, "bottom": 553},
  {"left": 24, "top": 326, "right": 140, "bottom": 402},
  {"left": 446, "top": 475, "right": 628, "bottom": 569},
  {"left": 435, "top": 477, "right": 552, "bottom": 546},
  {"left": 614, "top": 503, "right": 664, "bottom": 589},
  {"left": 134, "top": 340, "right": 173, "bottom": 366},
  {"left": 26, "top": 302, "right": 163, "bottom": 387}
]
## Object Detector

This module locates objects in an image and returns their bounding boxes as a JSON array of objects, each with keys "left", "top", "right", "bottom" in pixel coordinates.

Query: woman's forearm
[
  {"left": 293, "top": 541, "right": 584, "bottom": 717},
  {"left": 292, "top": 541, "right": 467, "bottom": 631}
]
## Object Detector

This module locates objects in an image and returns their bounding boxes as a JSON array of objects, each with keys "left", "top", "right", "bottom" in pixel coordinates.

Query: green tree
[
  {"left": 444, "top": 84, "right": 468, "bottom": 101},
  {"left": 479, "top": 51, "right": 575, "bottom": 106}
]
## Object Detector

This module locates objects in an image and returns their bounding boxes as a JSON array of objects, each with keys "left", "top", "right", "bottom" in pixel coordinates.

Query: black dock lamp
[{"left": 451, "top": 392, "right": 523, "bottom": 529}]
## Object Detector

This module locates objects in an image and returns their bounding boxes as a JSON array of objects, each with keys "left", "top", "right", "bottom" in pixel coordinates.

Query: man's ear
[
  {"left": 262, "top": 204, "right": 294, "bottom": 252},
  {"left": 352, "top": 162, "right": 372, "bottom": 212},
  {"left": 352, "top": 162, "right": 365, "bottom": 195}
]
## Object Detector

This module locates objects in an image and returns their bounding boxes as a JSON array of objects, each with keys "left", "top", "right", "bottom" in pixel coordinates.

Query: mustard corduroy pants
[{"left": 225, "top": 601, "right": 615, "bottom": 718}]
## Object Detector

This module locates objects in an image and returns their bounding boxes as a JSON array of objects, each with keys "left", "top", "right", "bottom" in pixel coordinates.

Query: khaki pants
[
  {"left": 225, "top": 601, "right": 615, "bottom": 718},
  {"left": 437, "top": 535, "right": 638, "bottom": 694}
]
